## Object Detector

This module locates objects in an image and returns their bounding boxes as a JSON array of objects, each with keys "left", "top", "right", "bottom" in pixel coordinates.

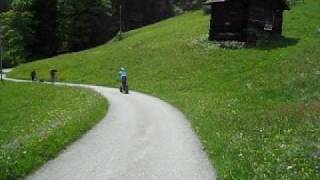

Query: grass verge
[{"left": 0, "top": 81, "right": 108, "bottom": 180}]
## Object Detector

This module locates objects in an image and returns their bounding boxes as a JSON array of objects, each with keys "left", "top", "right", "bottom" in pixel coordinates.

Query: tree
[
  {"left": 57, "top": 0, "right": 116, "bottom": 52},
  {"left": 112, "top": 0, "right": 174, "bottom": 31},
  {"left": 30, "top": 0, "right": 58, "bottom": 59},
  {"left": 172, "top": 0, "right": 202, "bottom": 11},
  {"left": 0, "top": 0, "right": 11, "bottom": 13},
  {"left": 0, "top": 0, "right": 179, "bottom": 65},
  {"left": 0, "top": 0, "right": 33, "bottom": 67}
]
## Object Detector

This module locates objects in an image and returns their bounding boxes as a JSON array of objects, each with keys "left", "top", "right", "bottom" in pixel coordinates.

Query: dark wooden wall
[
  {"left": 210, "top": 1, "right": 247, "bottom": 41},
  {"left": 208, "top": 0, "right": 288, "bottom": 42},
  {"left": 247, "top": 0, "right": 287, "bottom": 34}
]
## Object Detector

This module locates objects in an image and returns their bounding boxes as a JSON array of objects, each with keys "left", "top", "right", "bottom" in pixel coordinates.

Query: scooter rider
[{"left": 119, "top": 67, "right": 128, "bottom": 93}]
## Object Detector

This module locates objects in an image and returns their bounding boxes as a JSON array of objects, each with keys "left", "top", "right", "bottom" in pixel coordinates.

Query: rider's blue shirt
[{"left": 119, "top": 70, "right": 128, "bottom": 80}]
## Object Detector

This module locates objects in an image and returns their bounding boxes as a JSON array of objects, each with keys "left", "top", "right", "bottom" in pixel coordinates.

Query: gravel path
[{"left": 4, "top": 70, "right": 216, "bottom": 180}]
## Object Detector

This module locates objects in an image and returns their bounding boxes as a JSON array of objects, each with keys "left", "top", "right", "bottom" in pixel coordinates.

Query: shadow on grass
[
  {"left": 252, "top": 36, "right": 300, "bottom": 50},
  {"left": 210, "top": 36, "right": 300, "bottom": 50}
]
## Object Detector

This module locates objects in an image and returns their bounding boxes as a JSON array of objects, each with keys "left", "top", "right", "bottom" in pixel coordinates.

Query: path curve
[{"left": 3, "top": 70, "right": 216, "bottom": 180}]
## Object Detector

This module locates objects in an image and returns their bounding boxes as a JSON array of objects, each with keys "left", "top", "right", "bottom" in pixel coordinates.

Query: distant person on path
[
  {"left": 118, "top": 67, "right": 129, "bottom": 94},
  {"left": 31, "top": 69, "right": 37, "bottom": 81},
  {"left": 50, "top": 68, "right": 58, "bottom": 83}
]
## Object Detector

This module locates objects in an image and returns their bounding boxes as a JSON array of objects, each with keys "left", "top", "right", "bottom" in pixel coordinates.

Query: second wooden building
[{"left": 204, "top": 0, "right": 290, "bottom": 43}]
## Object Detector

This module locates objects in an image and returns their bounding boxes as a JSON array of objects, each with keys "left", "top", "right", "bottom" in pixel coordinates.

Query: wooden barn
[{"left": 204, "top": 0, "right": 290, "bottom": 43}]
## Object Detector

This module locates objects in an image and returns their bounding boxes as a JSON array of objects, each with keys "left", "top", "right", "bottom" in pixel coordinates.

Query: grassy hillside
[
  {"left": 9, "top": 0, "right": 320, "bottom": 179},
  {"left": 0, "top": 82, "right": 107, "bottom": 179}
]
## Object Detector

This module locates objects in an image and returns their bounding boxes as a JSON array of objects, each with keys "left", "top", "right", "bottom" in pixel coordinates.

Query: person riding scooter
[{"left": 118, "top": 67, "right": 129, "bottom": 94}]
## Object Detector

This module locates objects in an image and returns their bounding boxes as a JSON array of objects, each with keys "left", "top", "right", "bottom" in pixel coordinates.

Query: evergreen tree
[
  {"left": 0, "top": 0, "right": 33, "bottom": 67},
  {"left": 30, "top": 0, "right": 58, "bottom": 59},
  {"left": 172, "top": 0, "right": 202, "bottom": 10},
  {"left": 0, "top": 0, "right": 11, "bottom": 13},
  {"left": 112, "top": 0, "right": 173, "bottom": 31},
  {"left": 0, "top": 0, "right": 181, "bottom": 66},
  {"left": 57, "top": 0, "right": 115, "bottom": 52}
]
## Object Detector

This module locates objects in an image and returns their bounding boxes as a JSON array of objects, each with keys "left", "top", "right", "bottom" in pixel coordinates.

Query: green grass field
[
  {"left": 0, "top": 81, "right": 108, "bottom": 180},
  {"left": 8, "top": 0, "right": 320, "bottom": 179}
]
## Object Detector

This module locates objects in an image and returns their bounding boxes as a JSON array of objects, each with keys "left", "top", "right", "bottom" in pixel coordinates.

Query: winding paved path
[{"left": 3, "top": 69, "right": 216, "bottom": 180}]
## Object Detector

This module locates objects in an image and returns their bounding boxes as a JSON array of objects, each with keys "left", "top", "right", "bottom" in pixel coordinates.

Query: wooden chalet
[{"left": 204, "top": 0, "right": 290, "bottom": 43}]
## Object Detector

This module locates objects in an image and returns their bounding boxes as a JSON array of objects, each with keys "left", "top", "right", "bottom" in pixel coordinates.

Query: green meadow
[
  {"left": 8, "top": 0, "right": 320, "bottom": 179},
  {"left": 0, "top": 82, "right": 107, "bottom": 179}
]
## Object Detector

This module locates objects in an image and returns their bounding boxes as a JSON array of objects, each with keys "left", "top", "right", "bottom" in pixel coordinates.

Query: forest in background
[{"left": 0, "top": 0, "right": 203, "bottom": 67}]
